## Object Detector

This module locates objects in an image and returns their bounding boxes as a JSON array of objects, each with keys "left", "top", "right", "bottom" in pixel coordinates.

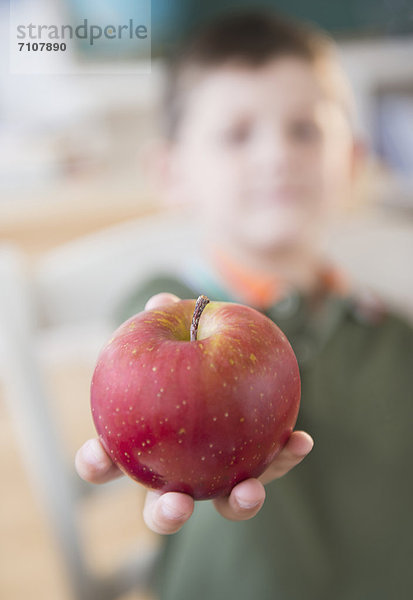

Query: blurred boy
[{"left": 76, "top": 11, "right": 413, "bottom": 600}]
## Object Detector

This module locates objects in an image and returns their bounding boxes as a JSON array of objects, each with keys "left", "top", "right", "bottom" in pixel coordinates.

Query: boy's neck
[{"left": 205, "top": 239, "right": 323, "bottom": 297}]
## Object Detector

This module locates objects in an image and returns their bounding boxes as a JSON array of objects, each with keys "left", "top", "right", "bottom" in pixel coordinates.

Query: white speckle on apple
[
  {"left": 170, "top": 368, "right": 175, "bottom": 372},
  {"left": 212, "top": 417, "right": 217, "bottom": 421},
  {"left": 224, "top": 412, "right": 229, "bottom": 417},
  {"left": 186, "top": 365, "right": 191, "bottom": 370},
  {"left": 152, "top": 366, "right": 157, "bottom": 372}
]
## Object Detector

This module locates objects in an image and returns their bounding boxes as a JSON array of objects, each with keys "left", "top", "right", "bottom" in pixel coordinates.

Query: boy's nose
[{"left": 251, "top": 130, "right": 297, "bottom": 173}]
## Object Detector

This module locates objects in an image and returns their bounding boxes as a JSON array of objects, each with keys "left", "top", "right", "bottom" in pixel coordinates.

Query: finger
[
  {"left": 259, "top": 430, "right": 314, "bottom": 485},
  {"left": 143, "top": 490, "right": 194, "bottom": 535},
  {"left": 75, "top": 438, "right": 123, "bottom": 484},
  {"left": 145, "top": 293, "right": 180, "bottom": 311},
  {"left": 213, "top": 478, "right": 266, "bottom": 521}
]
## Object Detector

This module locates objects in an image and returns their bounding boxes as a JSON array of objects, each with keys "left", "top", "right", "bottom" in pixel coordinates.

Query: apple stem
[{"left": 190, "top": 295, "right": 210, "bottom": 341}]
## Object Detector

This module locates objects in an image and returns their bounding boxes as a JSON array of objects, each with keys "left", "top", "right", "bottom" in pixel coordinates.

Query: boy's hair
[{"left": 163, "top": 10, "right": 353, "bottom": 139}]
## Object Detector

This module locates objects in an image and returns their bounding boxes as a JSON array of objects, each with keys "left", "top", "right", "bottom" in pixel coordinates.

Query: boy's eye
[
  {"left": 221, "top": 122, "right": 252, "bottom": 145},
  {"left": 289, "top": 120, "right": 321, "bottom": 142}
]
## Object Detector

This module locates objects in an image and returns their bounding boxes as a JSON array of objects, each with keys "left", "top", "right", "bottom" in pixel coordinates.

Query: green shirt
[{"left": 117, "top": 268, "right": 413, "bottom": 600}]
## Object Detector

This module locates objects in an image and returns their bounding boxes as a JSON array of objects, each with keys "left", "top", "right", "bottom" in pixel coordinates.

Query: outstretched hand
[{"left": 75, "top": 293, "right": 313, "bottom": 535}]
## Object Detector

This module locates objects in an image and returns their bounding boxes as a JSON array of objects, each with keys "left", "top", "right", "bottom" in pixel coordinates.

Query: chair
[{"left": 0, "top": 208, "right": 196, "bottom": 600}]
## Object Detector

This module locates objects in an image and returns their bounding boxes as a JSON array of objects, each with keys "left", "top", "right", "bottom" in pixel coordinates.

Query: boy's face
[{"left": 164, "top": 56, "right": 357, "bottom": 258}]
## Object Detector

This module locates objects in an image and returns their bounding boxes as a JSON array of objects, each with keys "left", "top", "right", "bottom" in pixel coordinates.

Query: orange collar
[{"left": 207, "top": 244, "right": 349, "bottom": 310}]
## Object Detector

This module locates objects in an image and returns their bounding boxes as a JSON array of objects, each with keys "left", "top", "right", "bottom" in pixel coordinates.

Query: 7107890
[{"left": 18, "top": 42, "right": 67, "bottom": 51}]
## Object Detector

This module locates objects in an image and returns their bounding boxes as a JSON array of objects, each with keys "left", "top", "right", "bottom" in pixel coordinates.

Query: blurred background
[{"left": 1, "top": 1, "right": 412, "bottom": 599}]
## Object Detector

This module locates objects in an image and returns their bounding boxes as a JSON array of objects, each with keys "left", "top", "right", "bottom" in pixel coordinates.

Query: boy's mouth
[{"left": 250, "top": 187, "right": 302, "bottom": 206}]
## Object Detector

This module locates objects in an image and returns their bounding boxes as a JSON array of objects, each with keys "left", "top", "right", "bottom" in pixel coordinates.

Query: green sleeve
[{"left": 113, "top": 273, "right": 199, "bottom": 326}]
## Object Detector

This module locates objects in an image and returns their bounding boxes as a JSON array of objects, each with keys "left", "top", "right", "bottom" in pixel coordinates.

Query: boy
[{"left": 76, "top": 11, "right": 413, "bottom": 600}]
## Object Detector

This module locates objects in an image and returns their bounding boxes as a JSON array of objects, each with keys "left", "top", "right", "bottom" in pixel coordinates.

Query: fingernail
[
  {"left": 235, "top": 495, "right": 261, "bottom": 510},
  {"left": 82, "top": 439, "right": 105, "bottom": 465},
  {"left": 160, "top": 499, "right": 186, "bottom": 521}
]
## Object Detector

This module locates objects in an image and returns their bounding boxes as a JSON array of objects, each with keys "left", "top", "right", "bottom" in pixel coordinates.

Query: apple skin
[{"left": 91, "top": 299, "right": 300, "bottom": 500}]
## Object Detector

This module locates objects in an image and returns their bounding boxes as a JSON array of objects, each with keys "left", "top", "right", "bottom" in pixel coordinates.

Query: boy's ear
[
  {"left": 350, "top": 138, "right": 367, "bottom": 181},
  {"left": 140, "top": 138, "right": 188, "bottom": 209},
  {"left": 347, "top": 137, "right": 370, "bottom": 210}
]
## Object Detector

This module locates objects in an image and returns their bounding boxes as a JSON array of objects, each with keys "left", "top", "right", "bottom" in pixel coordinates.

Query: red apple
[{"left": 91, "top": 296, "right": 300, "bottom": 500}]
